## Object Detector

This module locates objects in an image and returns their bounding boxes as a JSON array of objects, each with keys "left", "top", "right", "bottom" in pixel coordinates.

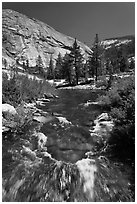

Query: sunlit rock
[
  {"left": 2, "top": 9, "right": 91, "bottom": 69},
  {"left": 2, "top": 126, "right": 10, "bottom": 133},
  {"left": 95, "top": 112, "right": 110, "bottom": 123},
  {"left": 2, "top": 103, "right": 17, "bottom": 116},
  {"left": 34, "top": 132, "right": 48, "bottom": 150},
  {"left": 57, "top": 116, "right": 72, "bottom": 126},
  {"left": 21, "top": 146, "right": 36, "bottom": 161}
]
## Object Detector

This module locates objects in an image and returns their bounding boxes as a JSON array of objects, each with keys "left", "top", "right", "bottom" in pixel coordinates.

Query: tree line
[{"left": 3, "top": 35, "right": 135, "bottom": 85}]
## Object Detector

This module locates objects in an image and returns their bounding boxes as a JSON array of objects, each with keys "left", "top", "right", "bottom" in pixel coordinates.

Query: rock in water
[
  {"left": 33, "top": 132, "right": 48, "bottom": 150},
  {"left": 2, "top": 9, "right": 91, "bottom": 69}
]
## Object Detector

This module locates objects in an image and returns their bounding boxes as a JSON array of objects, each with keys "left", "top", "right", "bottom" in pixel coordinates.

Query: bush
[
  {"left": 2, "top": 72, "right": 21, "bottom": 106},
  {"left": 2, "top": 104, "right": 35, "bottom": 137},
  {"left": 97, "top": 75, "right": 135, "bottom": 162},
  {"left": 2, "top": 72, "right": 56, "bottom": 106},
  {"left": 96, "top": 76, "right": 108, "bottom": 88}
]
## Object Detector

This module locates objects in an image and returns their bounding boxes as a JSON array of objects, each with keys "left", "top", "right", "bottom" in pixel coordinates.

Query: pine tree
[
  {"left": 54, "top": 53, "right": 63, "bottom": 79},
  {"left": 91, "top": 34, "right": 100, "bottom": 81},
  {"left": 26, "top": 59, "right": 29, "bottom": 68},
  {"left": 36, "top": 55, "right": 46, "bottom": 78},
  {"left": 62, "top": 53, "right": 72, "bottom": 84},
  {"left": 47, "top": 55, "right": 54, "bottom": 80},
  {"left": 83, "top": 60, "right": 89, "bottom": 82},
  {"left": 69, "top": 38, "right": 83, "bottom": 85},
  {"left": 36, "top": 55, "right": 43, "bottom": 71},
  {"left": 87, "top": 54, "right": 95, "bottom": 78}
]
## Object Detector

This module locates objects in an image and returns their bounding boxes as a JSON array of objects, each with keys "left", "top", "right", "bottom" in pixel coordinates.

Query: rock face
[{"left": 2, "top": 9, "right": 91, "bottom": 69}]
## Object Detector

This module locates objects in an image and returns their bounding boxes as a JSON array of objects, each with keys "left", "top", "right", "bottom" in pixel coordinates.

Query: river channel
[{"left": 40, "top": 89, "right": 103, "bottom": 163}]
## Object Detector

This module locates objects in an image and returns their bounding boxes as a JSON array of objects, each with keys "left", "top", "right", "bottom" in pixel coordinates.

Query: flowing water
[
  {"left": 40, "top": 89, "right": 103, "bottom": 163},
  {"left": 2, "top": 88, "right": 134, "bottom": 202}
]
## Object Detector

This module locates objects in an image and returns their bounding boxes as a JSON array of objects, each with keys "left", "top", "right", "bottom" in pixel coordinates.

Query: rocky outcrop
[{"left": 2, "top": 9, "right": 91, "bottom": 69}]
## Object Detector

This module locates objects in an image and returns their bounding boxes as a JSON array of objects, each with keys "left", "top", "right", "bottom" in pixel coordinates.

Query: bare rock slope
[{"left": 2, "top": 9, "right": 91, "bottom": 68}]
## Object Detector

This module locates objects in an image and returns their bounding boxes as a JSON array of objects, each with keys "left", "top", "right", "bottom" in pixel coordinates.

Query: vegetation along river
[{"left": 3, "top": 88, "right": 134, "bottom": 202}]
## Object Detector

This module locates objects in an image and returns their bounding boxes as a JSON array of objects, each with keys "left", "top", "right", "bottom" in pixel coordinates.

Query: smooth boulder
[{"left": 2, "top": 104, "right": 17, "bottom": 116}]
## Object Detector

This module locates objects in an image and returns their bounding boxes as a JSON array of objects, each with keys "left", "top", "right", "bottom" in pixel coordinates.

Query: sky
[{"left": 2, "top": 2, "right": 135, "bottom": 46}]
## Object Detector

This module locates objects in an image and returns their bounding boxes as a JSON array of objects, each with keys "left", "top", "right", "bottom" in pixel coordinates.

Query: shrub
[
  {"left": 2, "top": 72, "right": 21, "bottom": 106},
  {"left": 97, "top": 75, "right": 135, "bottom": 162},
  {"left": 96, "top": 76, "right": 108, "bottom": 88},
  {"left": 2, "top": 72, "right": 56, "bottom": 106}
]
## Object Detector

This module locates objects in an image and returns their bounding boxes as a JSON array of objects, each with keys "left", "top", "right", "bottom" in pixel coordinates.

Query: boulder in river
[
  {"left": 35, "top": 132, "right": 48, "bottom": 150},
  {"left": 90, "top": 112, "right": 114, "bottom": 146}
]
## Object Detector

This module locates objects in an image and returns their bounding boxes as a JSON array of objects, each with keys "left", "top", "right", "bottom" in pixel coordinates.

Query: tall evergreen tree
[
  {"left": 47, "top": 55, "right": 54, "bottom": 80},
  {"left": 83, "top": 60, "right": 89, "bottom": 82},
  {"left": 26, "top": 59, "right": 29, "bottom": 68},
  {"left": 69, "top": 38, "right": 83, "bottom": 85},
  {"left": 91, "top": 34, "right": 100, "bottom": 81},
  {"left": 36, "top": 55, "right": 46, "bottom": 78},
  {"left": 54, "top": 53, "right": 63, "bottom": 79},
  {"left": 87, "top": 54, "right": 95, "bottom": 78},
  {"left": 62, "top": 53, "right": 72, "bottom": 84}
]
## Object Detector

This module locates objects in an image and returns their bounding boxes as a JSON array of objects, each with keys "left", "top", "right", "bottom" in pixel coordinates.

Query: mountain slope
[
  {"left": 100, "top": 35, "right": 135, "bottom": 56},
  {"left": 2, "top": 9, "right": 91, "bottom": 69}
]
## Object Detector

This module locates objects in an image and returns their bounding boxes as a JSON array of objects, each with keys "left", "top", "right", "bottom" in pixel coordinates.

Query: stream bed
[
  {"left": 40, "top": 89, "right": 103, "bottom": 163},
  {"left": 2, "top": 88, "right": 134, "bottom": 202}
]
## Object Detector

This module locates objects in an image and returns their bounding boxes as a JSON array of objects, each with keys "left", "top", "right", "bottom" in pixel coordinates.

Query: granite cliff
[{"left": 2, "top": 9, "right": 91, "bottom": 69}]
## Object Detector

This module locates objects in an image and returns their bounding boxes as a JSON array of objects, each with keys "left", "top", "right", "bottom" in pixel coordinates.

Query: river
[
  {"left": 2, "top": 88, "right": 134, "bottom": 202},
  {"left": 40, "top": 89, "right": 103, "bottom": 163}
]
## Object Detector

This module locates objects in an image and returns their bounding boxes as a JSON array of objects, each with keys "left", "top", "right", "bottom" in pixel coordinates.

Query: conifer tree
[
  {"left": 36, "top": 55, "right": 46, "bottom": 78},
  {"left": 91, "top": 34, "right": 100, "bottom": 81},
  {"left": 87, "top": 54, "right": 95, "bottom": 78},
  {"left": 47, "top": 55, "right": 54, "bottom": 80},
  {"left": 62, "top": 53, "right": 72, "bottom": 84},
  {"left": 83, "top": 60, "right": 89, "bottom": 82},
  {"left": 36, "top": 55, "right": 43, "bottom": 69},
  {"left": 54, "top": 53, "right": 63, "bottom": 79},
  {"left": 26, "top": 59, "right": 29, "bottom": 68},
  {"left": 69, "top": 38, "right": 83, "bottom": 85}
]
